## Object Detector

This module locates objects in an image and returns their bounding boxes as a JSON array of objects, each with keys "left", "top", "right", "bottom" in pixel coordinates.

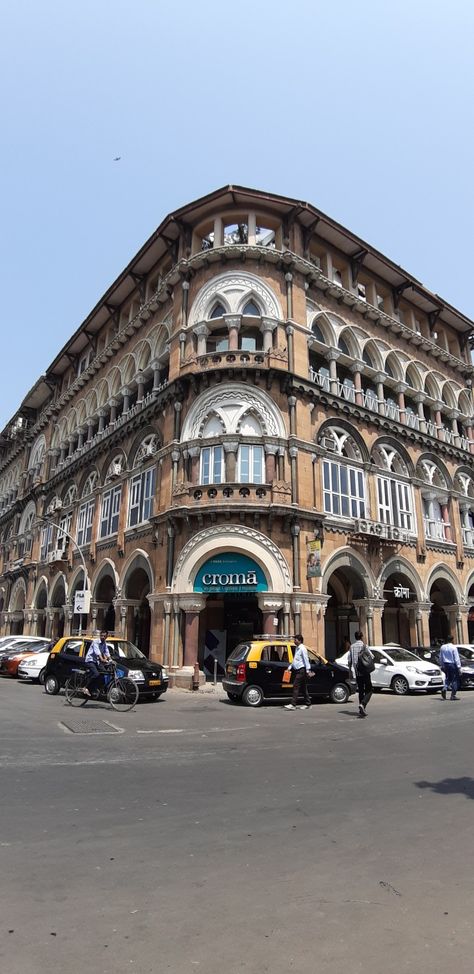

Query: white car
[
  {"left": 17, "top": 649, "right": 51, "bottom": 685},
  {"left": 336, "top": 644, "right": 444, "bottom": 695},
  {"left": 0, "top": 636, "right": 49, "bottom": 658}
]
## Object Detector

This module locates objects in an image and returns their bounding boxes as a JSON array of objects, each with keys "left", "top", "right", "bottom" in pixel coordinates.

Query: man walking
[
  {"left": 439, "top": 635, "right": 462, "bottom": 700},
  {"left": 348, "top": 630, "right": 374, "bottom": 718},
  {"left": 284, "top": 634, "right": 312, "bottom": 710}
]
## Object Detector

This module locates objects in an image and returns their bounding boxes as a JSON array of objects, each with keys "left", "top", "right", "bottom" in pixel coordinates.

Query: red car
[{"left": 0, "top": 639, "right": 51, "bottom": 677}]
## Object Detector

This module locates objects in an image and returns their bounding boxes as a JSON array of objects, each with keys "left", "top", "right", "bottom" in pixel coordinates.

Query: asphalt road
[{"left": 1, "top": 679, "right": 473, "bottom": 974}]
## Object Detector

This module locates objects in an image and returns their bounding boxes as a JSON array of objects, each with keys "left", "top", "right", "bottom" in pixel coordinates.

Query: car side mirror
[{"left": 379, "top": 658, "right": 388, "bottom": 665}]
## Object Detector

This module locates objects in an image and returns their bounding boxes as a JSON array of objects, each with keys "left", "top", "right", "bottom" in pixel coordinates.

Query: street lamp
[{"left": 34, "top": 514, "right": 90, "bottom": 637}]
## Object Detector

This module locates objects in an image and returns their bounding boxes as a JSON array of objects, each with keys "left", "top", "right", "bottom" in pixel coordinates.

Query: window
[
  {"left": 100, "top": 485, "right": 122, "bottom": 538},
  {"left": 210, "top": 303, "right": 226, "bottom": 319},
  {"left": 128, "top": 467, "right": 156, "bottom": 526},
  {"left": 200, "top": 446, "right": 224, "bottom": 485},
  {"left": 261, "top": 645, "right": 289, "bottom": 663},
  {"left": 77, "top": 500, "right": 95, "bottom": 546},
  {"left": 323, "top": 460, "right": 365, "bottom": 518},
  {"left": 238, "top": 445, "right": 264, "bottom": 484},
  {"left": 57, "top": 512, "right": 72, "bottom": 551},
  {"left": 423, "top": 497, "right": 448, "bottom": 541},
  {"left": 377, "top": 477, "right": 413, "bottom": 531},
  {"left": 40, "top": 522, "right": 54, "bottom": 561},
  {"left": 207, "top": 329, "right": 229, "bottom": 353},
  {"left": 242, "top": 300, "right": 260, "bottom": 316},
  {"left": 333, "top": 268, "right": 343, "bottom": 287},
  {"left": 77, "top": 351, "right": 91, "bottom": 376}
]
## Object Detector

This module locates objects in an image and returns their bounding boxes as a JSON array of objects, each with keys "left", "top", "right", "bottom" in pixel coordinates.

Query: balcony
[
  {"left": 182, "top": 348, "right": 288, "bottom": 376},
  {"left": 171, "top": 481, "right": 292, "bottom": 508},
  {"left": 424, "top": 518, "right": 449, "bottom": 542}
]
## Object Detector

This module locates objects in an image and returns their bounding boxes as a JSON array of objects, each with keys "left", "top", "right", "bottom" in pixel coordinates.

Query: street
[{"left": 1, "top": 681, "right": 473, "bottom": 974}]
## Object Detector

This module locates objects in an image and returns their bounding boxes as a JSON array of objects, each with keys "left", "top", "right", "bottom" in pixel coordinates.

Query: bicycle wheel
[
  {"left": 65, "top": 672, "right": 89, "bottom": 707},
  {"left": 107, "top": 677, "right": 139, "bottom": 712}
]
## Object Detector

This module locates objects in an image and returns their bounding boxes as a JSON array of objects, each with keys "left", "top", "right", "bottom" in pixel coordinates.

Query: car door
[
  {"left": 254, "top": 644, "right": 291, "bottom": 698},
  {"left": 370, "top": 649, "right": 393, "bottom": 688},
  {"left": 55, "top": 639, "right": 84, "bottom": 685}
]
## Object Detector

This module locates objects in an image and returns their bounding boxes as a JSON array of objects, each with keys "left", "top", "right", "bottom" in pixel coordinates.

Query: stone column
[
  {"left": 181, "top": 596, "right": 205, "bottom": 667},
  {"left": 395, "top": 382, "right": 408, "bottom": 424},
  {"left": 67, "top": 436, "right": 75, "bottom": 457},
  {"left": 194, "top": 323, "right": 210, "bottom": 357},
  {"left": 225, "top": 315, "right": 241, "bottom": 351},
  {"left": 258, "top": 597, "right": 283, "bottom": 636},
  {"left": 49, "top": 448, "right": 60, "bottom": 474},
  {"left": 277, "top": 447, "right": 286, "bottom": 481},
  {"left": 122, "top": 387, "right": 131, "bottom": 413},
  {"left": 292, "top": 599, "right": 301, "bottom": 634},
  {"left": 188, "top": 446, "right": 200, "bottom": 484},
  {"left": 441, "top": 502, "right": 452, "bottom": 542},
  {"left": 288, "top": 396, "right": 297, "bottom": 435},
  {"left": 374, "top": 372, "right": 386, "bottom": 416},
  {"left": 163, "top": 601, "right": 171, "bottom": 667},
  {"left": 86, "top": 420, "right": 94, "bottom": 442},
  {"left": 327, "top": 349, "right": 341, "bottom": 395},
  {"left": 350, "top": 361, "right": 364, "bottom": 406},
  {"left": 414, "top": 602, "right": 431, "bottom": 646},
  {"left": 414, "top": 393, "right": 427, "bottom": 433},
  {"left": 286, "top": 325, "right": 294, "bottom": 372},
  {"left": 291, "top": 521, "right": 301, "bottom": 589},
  {"left": 261, "top": 317, "right": 277, "bottom": 353},
  {"left": 120, "top": 605, "right": 127, "bottom": 637},
  {"left": 97, "top": 409, "right": 106, "bottom": 433},
  {"left": 135, "top": 372, "right": 145, "bottom": 402},
  {"left": 174, "top": 401, "right": 182, "bottom": 440},
  {"left": 181, "top": 279, "right": 190, "bottom": 328},
  {"left": 289, "top": 446, "right": 298, "bottom": 504},
  {"left": 264, "top": 444, "right": 277, "bottom": 482},
  {"left": 434, "top": 401, "right": 443, "bottom": 439},
  {"left": 285, "top": 272, "right": 293, "bottom": 319},
  {"left": 456, "top": 604, "right": 469, "bottom": 643},
  {"left": 166, "top": 521, "right": 176, "bottom": 589},
  {"left": 179, "top": 332, "right": 186, "bottom": 365},
  {"left": 109, "top": 398, "right": 118, "bottom": 423},
  {"left": 171, "top": 450, "right": 180, "bottom": 489},
  {"left": 448, "top": 410, "right": 460, "bottom": 447},
  {"left": 172, "top": 601, "right": 181, "bottom": 668},
  {"left": 224, "top": 441, "right": 239, "bottom": 482},
  {"left": 76, "top": 427, "right": 85, "bottom": 450},
  {"left": 150, "top": 359, "right": 161, "bottom": 391},
  {"left": 283, "top": 601, "right": 291, "bottom": 635}
]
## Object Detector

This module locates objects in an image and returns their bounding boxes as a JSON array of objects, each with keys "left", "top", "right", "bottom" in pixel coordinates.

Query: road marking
[
  {"left": 136, "top": 723, "right": 261, "bottom": 735},
  {"left": 137, "top": 728, "right": 185, "bottom": 734}
]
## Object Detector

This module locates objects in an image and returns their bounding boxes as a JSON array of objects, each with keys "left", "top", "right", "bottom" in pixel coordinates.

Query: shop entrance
[
  {"left": 429, "top": 578, "right": 457, "bottom": 645},
  {"left": 324, "top": 566, "right": 365, "bottom": 660},
  {"left": 381, "top": 573, "right": 416, "bottom": 647},
  {"left": 199, "top": 594, "right": 263, "bottom": 679}
]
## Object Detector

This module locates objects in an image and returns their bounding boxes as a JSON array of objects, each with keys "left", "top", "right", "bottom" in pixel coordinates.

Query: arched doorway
[
  {"left": 324, "top": 566, "right": 366, "bottom": 660},
  {"left": 125, "top": 567, "right": 151, "bottom": 656},
  {"left": 429, "top": 578, "right": 457, "bottom": 645},
  {"left": 92, "top": 563, "right": 117, "bottom": 633},
  {"left": 8, "top": 578, "right": 26, "bottom": 635},
  {"left": 34, "top": 581, "right": 48, "bottom": 636},
  {"left": 49, "top": 576, "right": 66, "bottom": 640},
  {"left": 381, "top": 572, "right": 417, "bottom": 647}
]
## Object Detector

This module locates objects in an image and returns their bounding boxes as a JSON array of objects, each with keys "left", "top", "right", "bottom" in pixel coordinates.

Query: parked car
[
  {"left": 43, "top": 636, "right": 168, "bottom": 700},
  {"left": 336, "top": 643, "right": 444, "bottom": 695},
  {"left": 413, "top": 645, "right": 474, "bottom": 690},
  {"left": 17, "top": 648, "right": 52, "bottom": 685},
  {"left": 223, "top": 636, "right": 356, "bottom": 707},
  {"left": 0, "top": 639, "right": 52, "bottom": 677},
  {"left": 0, "top": 636, "right": 49, "bottom": 659}
]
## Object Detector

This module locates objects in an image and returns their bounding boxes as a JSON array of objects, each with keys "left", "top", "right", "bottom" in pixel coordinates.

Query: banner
[{"left": 306, "top": 539, "right": 321, "bottom": 578}]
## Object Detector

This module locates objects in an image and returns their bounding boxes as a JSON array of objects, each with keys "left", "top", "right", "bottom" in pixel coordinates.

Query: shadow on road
[{"left": 415, "top": 777, "right": 474, "bottom": 799}]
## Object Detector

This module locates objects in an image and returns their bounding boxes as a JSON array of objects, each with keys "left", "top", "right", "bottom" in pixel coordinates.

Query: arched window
[
  {"left": 210, "top": 302, "right": 226, "bottom": 319},
  {"left": 371, "top": 444, "right": 414, "bottom": 532},
  {"left": 63, "top": 484, "right": 77, "bottom": 507},
  {"left": 362, "top": 348, "right": 373, "bottom": 368},
  {"left": 82, "top": 471, "right": 99, "bottom": 498},
  {"left": 312, "top": 322, "right": 325, "bottom": 344},
  {"left": 338, "top": 336, "right": 350, "bottom": 355},
  {"left": 134, "top": 435, "right": 158, "bottom": 467},
  {"left": 417, "top": 459, "right": 450, "bottom": 542},
  {"left": 242, "top": 300, "right": 260, "bottom": 317},
  {"left": 318, "top": 427, "right": 366, "bottom": 519}
]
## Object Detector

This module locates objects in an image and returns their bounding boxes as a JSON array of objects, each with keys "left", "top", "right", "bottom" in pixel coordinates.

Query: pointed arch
[
  {"left": 405, "top": 361, "right": 424, "bottom": 391},
  {"left": 316, "top": 419, "right": 369, "bottom": 463},
  {"left": 370, "top": 436, "right": 415, "bottom": 477},
  {"left": 91, "top": 558, "right": 120, "bottom": 599},
  {"left": 426, "top": 564, "right": 463, "bottom": 603},
  {"left": 310, "top": 312, "right": 336, "bottom": 346},
  {"left": 189, "top": 270, "right": 282, "bottom": 325},
  {"left": 181, "top": 383, "right": 286, "bottom": 440},
  {"left": 119, "top": 548, "right": 155, "bottom": 595},
  {"left": 321, "top": 547, "right": 375, "bottom": 598},
  {"left": 377, "top": 557, "right": 424, "bottom": 602}
]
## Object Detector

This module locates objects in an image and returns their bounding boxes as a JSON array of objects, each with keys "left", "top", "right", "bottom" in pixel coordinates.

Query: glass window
[
  {"left": 57, "top": 512, "right": 72, "bottom": 551},
  {"left": 322, "top": 460, "right": 365, "bottom": 519},
  {"left": 77, "top": 500, "right": 95, "bottom": 546},
  {"left": 40, "top": 522, "right": 54, "bottom": 561},
  {"left": 210, "top": 303, "right": 226, "bottom": 319},
  {"left": 242, "top": 300, "right": 260, "bottom": 316},
  {"left": 100, "top": 485, "right": 121, "bottom": 538},
  {"left": 200, "top": 446, "right": 224, "bottom": 485},
  {"left": 377, "top": 477, "right": 413, "bottom": 531},
  {"left": 128, "top": 467, "right": 156, "bottom": 527},
  {"left": 238, "top": 445, "right": 264, "bottom": 484}
]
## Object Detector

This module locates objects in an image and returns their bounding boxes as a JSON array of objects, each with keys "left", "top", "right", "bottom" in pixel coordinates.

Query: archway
[
  {"left": 49, "top": 575, "right": 66, "bottom": 640},
  {"left": 8, "top": 578, "right": 26, "bottom": 635},
  {"left": 429, "top": 578, "right": 457, "bottom": 645},
  {"left": 95, "top": 572, "right": 117, "bottom": 633},
  {"left": 324, "top": 566, "right": 367, "bottom": 660},
  {"left": 34, "top": 580, "right": 48, "bottom": 636},
  {"left": 381, "top": 572, "right": 418, "bottom": 646},
  {"left": 122, "top": 555, "right": 152, "bottom": 657}
]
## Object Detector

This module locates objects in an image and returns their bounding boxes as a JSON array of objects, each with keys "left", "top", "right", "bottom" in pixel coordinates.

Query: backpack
[{"left": 357, "top": 646, "right": 375, "bottom": 674}]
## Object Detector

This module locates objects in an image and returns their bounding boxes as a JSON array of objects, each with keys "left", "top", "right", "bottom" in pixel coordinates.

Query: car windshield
[
  {"left": 384, "top": 648, "right": 420, "bottom": 662},
  {"left": 10, "top": 642, "right": 47, "bottom": 654},
  {"left": 107, "top": 640, "right": 145, "bottom": 660},
  {"left": 459, "top": 647, "right": 474, "bottom": 661},
  {"left": 227, "top": 643, "right": 250, "bottom": 662}
]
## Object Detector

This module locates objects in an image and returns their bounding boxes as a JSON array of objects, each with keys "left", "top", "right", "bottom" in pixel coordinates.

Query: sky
[{"left": 1, "top": 0, "right": 474, "bottom": 429}]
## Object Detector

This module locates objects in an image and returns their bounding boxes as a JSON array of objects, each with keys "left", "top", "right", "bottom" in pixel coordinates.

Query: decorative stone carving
[
  {"left": 181, "top": 383, "right": 287, "bottom": 440},
  {"left": 189, "top": 271, "right": 281, "bottom": 325},
  {"left": 173, "top": 524, "right": 292, "bottom": 593}
]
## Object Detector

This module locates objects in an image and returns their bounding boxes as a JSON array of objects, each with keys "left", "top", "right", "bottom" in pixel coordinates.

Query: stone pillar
[
  {"left": 179, "top": 332, "right": 186, "bottom": 365},
  {"left": 150, "top": 359, "right": 161, "bottom": 391},
  {"left": 291, "top": 521, "right": 301, "bottom": 589},
  {"left": 292, "top": 599, "right": 301, "bottom": 635},
  {"left": 327, "top": 349, "right": 341, "bottom": 395},
  {"left": 456, "top": 604, "right": 469, "bottom": 643},
  {"left": 109, "top": 398, "right": 118, "bottom": 423},
  {"left": 286, "top": 325, "right": 294, "bottom": 372},
  {"left": 264, "top": 444, "right": 277, "bottom": 482},
  {"left": 166, "top": 521, "right": 176, "bottom": 589},
  {"left": 277, "top": 447, "right": 286, "bottom": 481},
  {"left": 120, "top": 605, "right": 127, "bottom": 637},
  {"left": 350, "top": 361, "right": 364, "bottom": 406},
  {"left": 261, "top": 317, "right": 277, "bottom": 353},
  {"left": 163, "top": 601, "right": 172, "bottom": 666},
  {"left": 224, "top": 441, "right": 239, "bottom": 482},
  {"left": 77, "top": 427, "right": 85, "bottom": 450},
  {"left": 225, "top": 315, "right": 241, "bottom": 351},
  {"left": 174, "top": 401, "right": 182, "bottom": 440},
  {"left": 181, "top": 279, "right": 190, "bottom": 328},
  {"left": 434, "top": 402, "right": 443, "bottom": 439},
  {"left": 283, "top": 601, "right": 291, "bottom": 635},
  {"left": 258, "top": 598, "right": 283, "bottom": 636},
  {"left": 181, "top": 596, "right": 205, "bottom": 667},
  {"left": 285, "top": 272, "right": 293, "bottom": 319},
  {"left": 86, "top": 420, "right": 94, "bottom": 442},
  {"left": 67, "top": 437, "right": 75, "bottom": 457},
  {"left": 189, "top": 446, "right": 200, "bottom": 484},
  {"left": 288, "top": 396, "right": 297, "bottom": 435},
  {"left": 374, "top": 372, "right": 385, "bottom": 416},
  {"left": 136, "top": 372, "right": 145, "bottom": 402},
  {"left": 441, "top": 503, "right": 452, "bottom": 542},
  {"left": 289, "top": 446, "right": 298, "bottom": 504},
  {"left": 395, "top": 382, "right": 407, "bottom": 424},
  {"left": 49, "top": 448, "right": 60, "bottom": 474},
  {"left": 122, "top": 387, "right": 131, "bottom": 413},
  {"left": 194, "top": 323, "right": 210, "bottom": 357},
  {"left": 171, "top": 450, "right": 180, "bottom": 489},
  {"left": 97, "top": 409, "right": 106, "bottom": 433},
  {"left": 414, "top": 602, "right": 431, "bottom": 646},
  {"left": 172, "top": 601, "right": 181, "bottom": 668},
  {"left": 414, "top": 393, "right": 427, "bottom": 433}
]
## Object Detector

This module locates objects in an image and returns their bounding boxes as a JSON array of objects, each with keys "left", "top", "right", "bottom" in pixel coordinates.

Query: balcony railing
[
  {"left": 171, "top": 481, "right": 292, "bottom": 507},
  {"left": 405, "top": 412, "right": 420, "bottom": 430},
  {"left": 462, "top": 527, "right": 474, "bottom": 548},
  {"left": 424, "top": 518, "right": 449, "bottom": 541}
]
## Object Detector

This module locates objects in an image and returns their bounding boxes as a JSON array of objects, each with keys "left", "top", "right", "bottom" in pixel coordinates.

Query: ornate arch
[
  {"left": 370, "top": 436, "right": 415, "bottom": 477},
  {"left": 172, "top": 524, "right": 292, "bottom": 595},
  {"left": 119, "top": 549, "right": 154, "bottom": 595},
  {"left": 19, "top": 500, "right": 36, "bottom": 535},
  {"left": 416, "top": 453, "right": 452, "bottom": 490},
  {"left": 91, "top": 559, "right": 120, "bottom": 599},
  {"left": 31, "top": 575, "right": 49, "bottom": 608},
  {"left": 189, "top": 271, "right": 281, "bottom": 326},
  {"left": 316, "top": 419, "right": 369, "bottom": 463},
  {"left": 28, "top": 434, "right": 46, "bottom": 470},
  {"left": 377, "top": 557, "right": 424, "bottom": 602},
  {"left": 320, "top": 547, "right": 375, "bottom": 598},
  {"left": 426, "top": 564, "right": 463, "bottom": 603},
  {"left": 49, "top": 571, "right": 68, "bottom": 607},
  {"left": 8, "top": 576, "right": 26, "bottom": 612},
  {"left": 181, "top": 383, "right": 287, "bottom": 440}
]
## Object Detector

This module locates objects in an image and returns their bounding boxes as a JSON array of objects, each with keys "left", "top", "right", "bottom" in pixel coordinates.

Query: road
[{"left": 0, "top": 679, "right": 473, "bottom": 974}]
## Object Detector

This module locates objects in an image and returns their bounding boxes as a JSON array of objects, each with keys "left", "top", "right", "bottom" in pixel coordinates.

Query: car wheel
[
  {"left": 330, "top": 682, "right": 350, "bottom": 704},
  {"left": 44, "top": 674, "right": 60, "bottom": 695},
  {"left": 38, "top": 668, "right": 46, "bottom": 686},
  {"left": 242, "top": 685, "right": 264, "bottom": 707},
  {"left": 227, "top": 692, "right": 240, "bottom": 702},
  {"left": 391, "top": 674, "right": 409, "bottom": 696}
]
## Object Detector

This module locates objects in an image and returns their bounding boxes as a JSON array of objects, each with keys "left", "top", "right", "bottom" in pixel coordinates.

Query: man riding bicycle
[{"left": 83, "top": 630, "right": 112, "bottom": 696}]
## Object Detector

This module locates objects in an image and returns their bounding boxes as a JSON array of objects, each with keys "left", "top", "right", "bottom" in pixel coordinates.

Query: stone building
[{"left": 1, "top": 185, "right": 474, "bottom": 680}]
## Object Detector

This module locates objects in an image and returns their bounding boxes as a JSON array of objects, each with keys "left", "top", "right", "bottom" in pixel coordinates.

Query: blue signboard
[{"left": 194, "top": 553, "right": 267, "bottom": 593}]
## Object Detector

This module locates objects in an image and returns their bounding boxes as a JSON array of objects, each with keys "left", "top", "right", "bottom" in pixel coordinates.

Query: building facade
[{"left": 1, "top": 185, "right": 474, "bottom": 680}]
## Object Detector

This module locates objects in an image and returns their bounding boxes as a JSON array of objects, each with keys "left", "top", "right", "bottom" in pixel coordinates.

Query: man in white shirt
[
  {"left": 439, "top": 635, "right": 461, "bottom": 700},
  {"left": 284, "top": 634, "right": 312, "bottom": 711}
]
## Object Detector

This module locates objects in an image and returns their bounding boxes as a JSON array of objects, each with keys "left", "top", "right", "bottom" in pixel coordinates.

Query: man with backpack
[{"left": 348, "top": 631, "right": 374, "bottom": 718}]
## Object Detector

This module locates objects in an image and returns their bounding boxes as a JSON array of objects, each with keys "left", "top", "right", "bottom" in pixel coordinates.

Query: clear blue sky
[{"left": 1, "top": 0, "right": 473, "bottom": 429}]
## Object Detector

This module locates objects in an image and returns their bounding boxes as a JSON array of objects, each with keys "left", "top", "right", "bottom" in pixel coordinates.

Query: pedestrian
[
  {"left": 348, "top": 630, "right": 374, "bottom": 718},
  {"left": 284, "top": 634, "right": 313, "bottom": 710},
  {"left": 439, "top": 635, "right": 462, "bottom": 700}
]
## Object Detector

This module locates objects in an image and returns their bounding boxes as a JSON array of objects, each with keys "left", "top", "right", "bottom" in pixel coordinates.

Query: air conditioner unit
[
  {"left": 321, "top": 436, "right": 337, "bottom": 452},
  {"left": 47, "top": 549, "right": 66, "bottom": 563}
]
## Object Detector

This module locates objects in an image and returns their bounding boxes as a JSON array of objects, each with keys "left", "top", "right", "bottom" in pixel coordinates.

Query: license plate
[
  {"left": 430, "top": 678, "right": 443, "bottom": 684},
  {"left": 149, "top": 679, "right": 161, "bottom": 686}
]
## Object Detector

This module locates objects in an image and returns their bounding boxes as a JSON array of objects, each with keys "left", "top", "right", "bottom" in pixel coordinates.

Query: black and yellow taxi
[
  {"left": 223, "top": 635, "right": 356, "bottom": 707},
  {"left": 43, "top": 635, "right": 168, "bottom": 701}
]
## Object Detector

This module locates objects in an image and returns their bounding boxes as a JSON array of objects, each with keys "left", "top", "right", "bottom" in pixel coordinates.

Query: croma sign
[{"left": 194, "top": 554, "right": 267, "bottom": 593}]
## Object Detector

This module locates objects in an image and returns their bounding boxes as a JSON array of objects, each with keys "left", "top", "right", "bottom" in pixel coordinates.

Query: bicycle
[{"left": 64, "top": 661, "right": 139, "bottom": 713}]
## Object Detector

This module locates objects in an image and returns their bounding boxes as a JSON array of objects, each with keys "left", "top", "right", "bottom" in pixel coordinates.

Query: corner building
[{"left": 1, "top": 186, "right": 474, "bottom": 682}]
